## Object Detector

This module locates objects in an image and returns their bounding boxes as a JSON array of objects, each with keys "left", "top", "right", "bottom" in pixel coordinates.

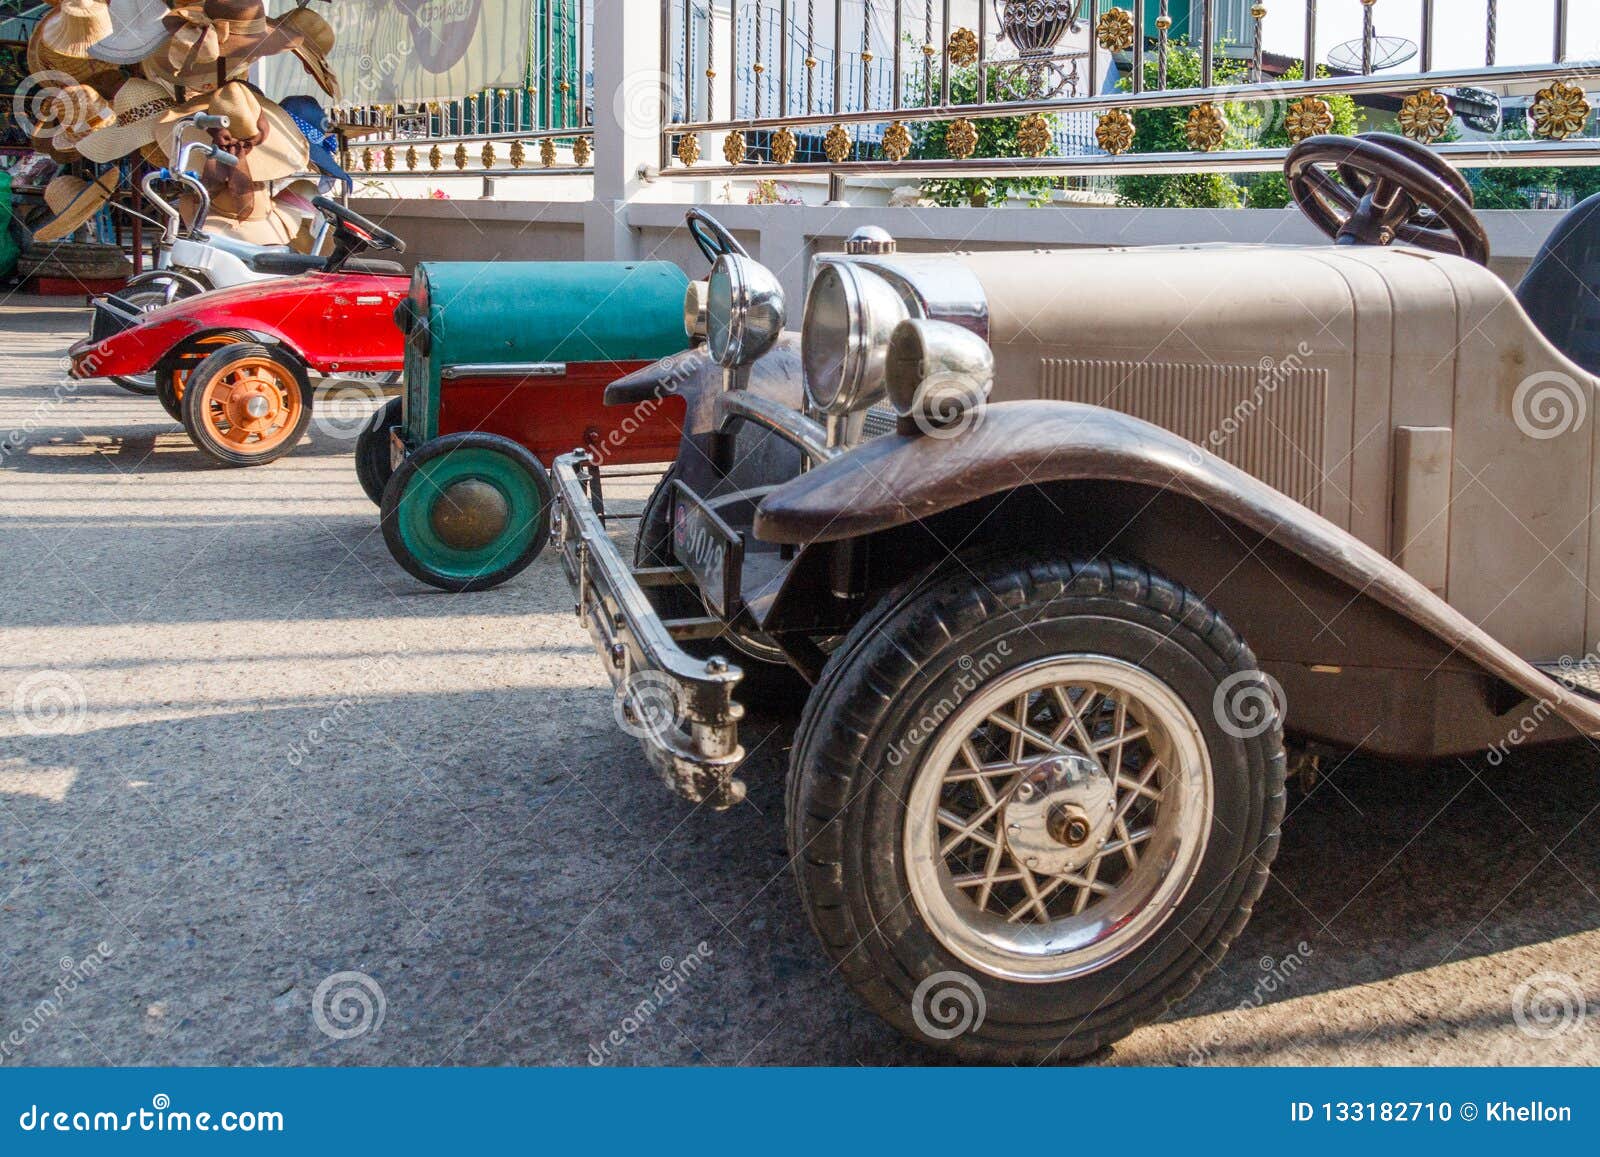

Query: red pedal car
[{"left": 70, "top": 198, "right": 409, "bottom": 467}]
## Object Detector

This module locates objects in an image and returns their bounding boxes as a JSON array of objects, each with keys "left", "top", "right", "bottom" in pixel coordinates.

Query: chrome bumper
[{"left": 550, "top": 450, "right": 747, "bottom": 809}]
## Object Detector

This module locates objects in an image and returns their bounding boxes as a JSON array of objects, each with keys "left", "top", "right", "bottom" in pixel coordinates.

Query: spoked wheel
[
  {"left": 154, "top": 330, "right": 254, "bottom": 420},
  {"left": 108, "top": 276, "right": 206, "bottom": 395},
  {"left": 180, "top": 343, "right": 313, "bottom": 467},
  {"left": 379, "top": 431, "right": 551, "bottom": 592},
  {"left": 789, "top": 554, "right": 1287, "bottom": 1063},
  {"left": 905, "top": 657, "right": 1211, "bottom": 980}
]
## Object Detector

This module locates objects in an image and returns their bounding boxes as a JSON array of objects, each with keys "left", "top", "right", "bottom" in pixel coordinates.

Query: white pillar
[{"left": 586, "top": 0, "right": 664, "bottom": 259}]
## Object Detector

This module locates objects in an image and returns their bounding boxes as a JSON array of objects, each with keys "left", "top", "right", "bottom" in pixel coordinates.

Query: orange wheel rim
[
  {"left": 196, "top": 356, "right": 302, "bottom": 453},
  {"left": 171, "top": 335, "right": 238, "bottom": 405}
]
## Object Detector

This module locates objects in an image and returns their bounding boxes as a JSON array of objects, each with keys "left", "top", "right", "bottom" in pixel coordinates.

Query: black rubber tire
[
  {"left": 379, "top": 431, "right": 552, "bottom": 593},
  {"left": 787, "top": 553, "right": 1288, "bottom": 1064},
  {"left": 180, "top": 343, "right": 313, "bottom": 467},
  {"left": 153, "top": 329, "right": 255, "bottom": 420},
  {"left": 355, "top": 397, "right": 403, "bottom": 505},
  {"left": 635, "top": 465, "right": 810, "bottom": 707}
]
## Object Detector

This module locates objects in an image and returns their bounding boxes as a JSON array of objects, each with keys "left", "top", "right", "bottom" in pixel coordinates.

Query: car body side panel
[{"left": 751, "top": 400, "right": 1600, "bottom": 743}]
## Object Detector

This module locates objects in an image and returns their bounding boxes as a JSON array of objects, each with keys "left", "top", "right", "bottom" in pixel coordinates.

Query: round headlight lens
[
  {"left": 706, "top": 264, "right": 734, "bottom": 362},
  {"left": 801, "top": 262, "right": 907, "bottom": 416}
]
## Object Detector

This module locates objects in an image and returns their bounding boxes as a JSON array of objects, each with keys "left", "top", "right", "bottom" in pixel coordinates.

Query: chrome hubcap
[{"left": 903, "top": 655, "right": 1213, "bottom": 981}]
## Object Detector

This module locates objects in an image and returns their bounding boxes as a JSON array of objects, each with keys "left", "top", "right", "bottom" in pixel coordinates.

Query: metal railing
[
  {"left": 331, "top": 0, "right": 594, "bottom": 179},
  {"left": 655, "top": 0, "right": 1600, "bottom": 178}
]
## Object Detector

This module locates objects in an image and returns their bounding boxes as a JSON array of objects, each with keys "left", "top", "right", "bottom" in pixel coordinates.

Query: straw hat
[
  {"left": 144, "top": 1, "right": 310, "bottom": 91},
  {"left": 155, "top": 82, "right": 309, "bottom": 182},
  {"left": 27, "top": 20, "right": 124, "bottom": 90},
  {"left": 274, "top": 7, "right": 339, "bottom": 101},
  {"left": 89, "top": 0, "right": 177, "bottom": 65},
  {"left": 38, "top": 0, "right": 114, "bottom": 59},
  {"left": 47, "top": 84, "right": 116, "bottom": 153},
  {"left": 78, "top": 77, "right": 178, "bottom": 163},
  {"left": 34, "top": 170, "right": 120, "bottom": 244}
]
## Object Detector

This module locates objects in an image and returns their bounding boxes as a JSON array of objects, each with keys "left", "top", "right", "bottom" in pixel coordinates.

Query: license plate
[{"left": 671, "top": 481, "right": 744, "bottom": 620}]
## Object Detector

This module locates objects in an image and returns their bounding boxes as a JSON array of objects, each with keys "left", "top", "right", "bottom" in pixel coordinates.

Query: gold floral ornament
[
  {"left": 1284, "top": 96, "right": 1334, "bottom": 143},
  {"left": 405, "top": 145, "right": 417, "bottom": 170},
  {"left": 1531, "top": 80, "right": 1592, "bottom": 142},
  {"left": 1096, "top": 8, "right": 1136, "bottom": 53},
  {"left": 945, "top": 117, "right": 978, "bottom": 160},
  {"left": 882, "top": 121, "right": 912, "bottom": 162},
  {"left": 771, "top": 127, "right": 797, "bottom": 164},
  {"left": 540, "top": 138, "right": 557, "bottom": 167},
  {"left": 428, "top": 144, "right": 443, "bottom": 170},
  {"left": 1397, "top": 88, "right": 1452, "bottom": 143},
  {"left": 481, "top": 142, "right": 495, "bottom": 168},
  {"left": 383, "top": 146, "right": 395, "bottom": 171},
  {"left": 677, "top": 133, "right": 701, "bottom": 166},
  {"left": 1185, "top": 102, "right": 1228, "bottom": 151},
  {"left": 824, "top": 124, "right": 851, "bottom": 163},
  {"left": 572, "top": 137, "right": 592, "bottom": 166},
  {"left": 723, "top": 130, "right": 746, "bottom": 164},
  {"left": 1095, "top": 109, "right": 1134, "bottom": 155},
  {"left": 510, "top": 140, "right": 526, "bottom": 168},
  {"left": 947, "top": 27, "right": 979, "bottom": 67},
  {"left": 1016, "top": 112, "right": 1052, "bottom": 158}
]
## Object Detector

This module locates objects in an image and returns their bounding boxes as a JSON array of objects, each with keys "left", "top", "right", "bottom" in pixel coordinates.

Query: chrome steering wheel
[
  {"left": 686, "top": 208, "right": 749, "bottom": 265},
  {"left": 1287, "top": 132, "right": 1490, "bottom": 266}
]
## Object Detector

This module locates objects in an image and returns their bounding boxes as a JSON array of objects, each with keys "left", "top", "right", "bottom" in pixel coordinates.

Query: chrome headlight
[
  {"left": 706, "top": 254, "right": 785, "bottom": 368},
  {"left": 683, "top": 280, "right": 709, "bottom": 342},
  {"left": 801, "top": 261, "right": 908, "bottom": 416},
  {"left": 885, "top": 318, "right": 993, "bottom": 432}
]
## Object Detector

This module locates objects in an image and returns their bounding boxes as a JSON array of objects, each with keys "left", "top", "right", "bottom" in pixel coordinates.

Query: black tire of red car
[
  {"left": 787, "top": 553, "right": 1287, "bottom": 1063},
  {"left": 356, "top": 397, "right": 404, "bottom": 505},
  {"left": 635, "top": 465, "right": 810, "bottom": 707},
  {"left": 180, "top": 343, "right": 314, "bottom": 468},
  {"left": 380, "top": 431, "right": 552, "bottom": 593},
  {"left": 108, "top": 273, "right": 209, "bottom": 395},
  {"left": 153, "top": 329, "right": 256, "bottom": 420}
]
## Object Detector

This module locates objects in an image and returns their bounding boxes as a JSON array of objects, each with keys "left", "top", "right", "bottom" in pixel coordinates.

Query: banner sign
[{"left": 264, "top": 0, "right": 530, "bottom": 105}]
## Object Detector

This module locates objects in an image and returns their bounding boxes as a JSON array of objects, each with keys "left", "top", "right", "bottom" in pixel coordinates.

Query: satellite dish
[
  {"left": 1327, "top": 35, "right": 1419, "bottom": 74},
  {"left": 1444, "top": 87, "right": 1503, "bottom": 134}
]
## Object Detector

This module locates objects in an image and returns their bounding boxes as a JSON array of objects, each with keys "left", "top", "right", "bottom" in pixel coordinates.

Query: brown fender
[
  {"left": 604, "top": 333, "right": 803, "bottom": 434},
  {"left": 754, "top": 400, "right": 1600, "bottom": 749}
]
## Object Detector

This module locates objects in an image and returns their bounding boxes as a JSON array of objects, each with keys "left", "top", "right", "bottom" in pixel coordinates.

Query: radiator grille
[{"left": 1037, "top": 358, "right": 1329, "bottom": 507}]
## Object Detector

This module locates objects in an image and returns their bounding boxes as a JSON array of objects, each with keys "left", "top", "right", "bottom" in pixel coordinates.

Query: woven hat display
[
  {"left": 144, "top": 0, "right": 311, "bottom": 91},
  {"left": 155, "top": 82, "right": 308, "bottom": 180},
  {"left": 33, "top": 170, "right": 120, "bottom": 243},
  {"left": 38, "top": 0, "right": 114, "bottom": 59},
  {"left": 47, "top": 84, "right": 116, "bottom": 153},
  {"left": 274, "top": 6, "right": 339, "bottom": 100},
  {"left": 89, "top": 0, "right": 179, "bottom": 65},
  {"left": 78, "top": 77, "right": 178, "bottom": 163},
  {"left": 27, "top": 20, "right": 124, "bottom": 89}
]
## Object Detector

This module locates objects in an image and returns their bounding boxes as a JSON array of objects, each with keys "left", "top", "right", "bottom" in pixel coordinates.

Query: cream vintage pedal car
[{"left": 551, "top": 134, "right": 1600, "bottom": 1062}]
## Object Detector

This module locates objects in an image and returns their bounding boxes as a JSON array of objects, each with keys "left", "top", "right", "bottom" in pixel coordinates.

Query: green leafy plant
[
  {"left": 907, "top": 59, "right": 1059, "bottom": 208},
  {"left": 1114, "top": 43, "right": 1252, "bottom": 209},
  {"left": 1243, "top": 64, "right": 1360, "bottom": 209}
]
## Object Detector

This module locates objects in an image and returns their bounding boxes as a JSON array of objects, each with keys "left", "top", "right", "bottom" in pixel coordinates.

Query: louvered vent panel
[{"left": 1037, "top": 359, "right": 1329, "bottom": 508}]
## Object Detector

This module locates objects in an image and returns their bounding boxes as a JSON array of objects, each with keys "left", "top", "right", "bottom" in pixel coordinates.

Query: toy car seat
[{"left": 1516, "top": 192, "right": 1600, "bottom": 376}]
